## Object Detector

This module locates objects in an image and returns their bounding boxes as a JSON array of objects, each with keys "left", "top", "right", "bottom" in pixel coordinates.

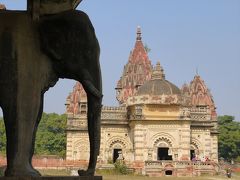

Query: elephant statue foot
[
  {"left": 78, "top": 169, "right": 95, "bottom": 176},
  {"left": 5, "top": 165, "right": 41, "bottom": 177}
]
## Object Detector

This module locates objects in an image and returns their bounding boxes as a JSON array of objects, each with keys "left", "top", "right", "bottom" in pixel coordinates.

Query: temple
[{"left": 65, "top": 27, "right": 219, "bottom": 176}]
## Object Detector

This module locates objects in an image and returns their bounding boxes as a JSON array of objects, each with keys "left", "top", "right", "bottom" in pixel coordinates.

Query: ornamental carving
[
  {"left": 67, "top": 119, "right": 87, "bottom": 128},
  {"left": 101, "top": 112, "right": 126, "bottom": 120},
  {"left": 127, "top": 94, "right": 181, "bottom": 106},
  {"left": 154, "top": 137, "right": 172, "bottom": 147},
  {"left": 107, "top": 136, "right": 132, "bottom": 150},
  {"left": 191, "top": 114, "right": 207, "bottom": 121}
]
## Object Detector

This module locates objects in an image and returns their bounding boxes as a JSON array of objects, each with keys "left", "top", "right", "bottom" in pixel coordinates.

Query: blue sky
[{"left": 1, "top": 0, "right": 240, "bottom": 120}]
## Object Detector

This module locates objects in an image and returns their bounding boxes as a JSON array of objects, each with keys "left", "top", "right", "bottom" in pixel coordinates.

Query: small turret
[
  {"left": 136, "top": 26, "right": 142, "bottom": 41},
  {"left": 151, "top": 61, "right": 165, "bottom": 80}
]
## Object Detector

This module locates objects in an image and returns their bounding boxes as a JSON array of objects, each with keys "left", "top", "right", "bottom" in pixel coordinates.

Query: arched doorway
[
  {"left": 154, "top": 137, "right": 173, "bottom": 161},
  {"left": 113, "top": 149, "right": 122, "bottom": 163},
  {"left": 190, "top": 149, "right": 195, "bottom": 160},
  {"left": 109, "top": 138, "right": 127, "bottom": 163},
  {"left": 165, "top": 170, "right": 173, "bottom": 175},
  {"left": 190, "top": 143, "right": 199, "bottom": 161},
  {"left": 158, "top": 147, "right": 172, "bottom": 160}
]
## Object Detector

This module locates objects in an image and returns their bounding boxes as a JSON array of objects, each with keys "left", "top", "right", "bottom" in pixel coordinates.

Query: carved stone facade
[
  {"left": 0, "top": 4, "right": 6, "bottom": 10},
  {"left": 65, "top": 27, "right": 219, "bottom": 176}
]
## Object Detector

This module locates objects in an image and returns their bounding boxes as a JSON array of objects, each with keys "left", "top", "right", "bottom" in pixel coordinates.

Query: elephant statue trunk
[{"left": 0, "top": 8, "right": 102, "bottom": 177}]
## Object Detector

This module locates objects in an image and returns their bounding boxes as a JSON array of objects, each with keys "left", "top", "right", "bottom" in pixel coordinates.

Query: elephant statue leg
[
  {"left": 78, "top": 91, "right": 102, "bottom": 176},
  {"left": 0, "top": 75, "right": 43, "bottom": 176},
  {"left": 1, "top": 86, "right": 44, "bottom": 176},
  {"left": 29, "top": 94, "right": 45, "bottom": 173},
  {"left": 77, "top": 50, "right": 102, "bottom": 176},
  {"left": 0, "top": 29, "right": 40, "bottom": 176}
]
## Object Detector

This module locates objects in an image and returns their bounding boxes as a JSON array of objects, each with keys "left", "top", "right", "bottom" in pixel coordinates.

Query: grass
[
  {"left": 101, "top": 174, "right": 240, "bottom": 180},
  {"left": 38, "top": 169, "right": 71, "bottom": 176},
  {"left": 0, "top": 168, "right": 238, "bottom": 180}
]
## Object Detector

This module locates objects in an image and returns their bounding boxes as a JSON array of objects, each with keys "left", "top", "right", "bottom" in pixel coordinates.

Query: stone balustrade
[
  {"left": 145, "top": 160, "right": 217, "bottom": 176},
  {"left": 146, "top": 160, "right": 215, "bottom": 167},
  {"left": 102, "top": 106, "right": 126, "bottom": 112}
]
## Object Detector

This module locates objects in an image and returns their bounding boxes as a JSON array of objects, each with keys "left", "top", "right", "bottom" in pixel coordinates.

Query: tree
[
  {"left": 0, "top": 113, "right": 67, "bottom": 158},
  {"left": 144, "top": 43, "right": 151, "bottom": 53},
  {"left": 35, "top": 113, "right": 67, "bottom": 158},
  {"left": 0, "top": 117, "right": 6, "bottom": 154},
  {"left": 218, "top": 115, "right": 240, "bottom": 162}
]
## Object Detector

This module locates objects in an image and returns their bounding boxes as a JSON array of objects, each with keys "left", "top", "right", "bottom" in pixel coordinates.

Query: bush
[
  {"left": 235, "top": 156, "right": 240, "bottom": 163},
  {"left": 114, "top": 160, "right": 128, "bottom": 175},
  {"left": 0, "top": 166, "right": 5, "bottom": 176}
]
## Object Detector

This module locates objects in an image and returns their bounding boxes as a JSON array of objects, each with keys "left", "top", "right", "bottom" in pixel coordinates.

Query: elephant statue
[{"left": 0, "top": 4, "right": 102, "bottom": 177}]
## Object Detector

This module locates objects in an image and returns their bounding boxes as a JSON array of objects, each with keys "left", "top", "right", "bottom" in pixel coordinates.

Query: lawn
[
  {"left": 37, "top": 169, "right": 240, "bottom": 180},
  {"left": 101, "top": 174, "right": 239, "bottom": 180},
  {"left": 38, "top": 169, "right": 71, "bottom": 176}
]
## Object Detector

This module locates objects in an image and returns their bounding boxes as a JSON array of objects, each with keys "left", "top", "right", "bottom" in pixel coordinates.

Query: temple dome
[
  {"left": 136, "top": 62, "right": 181, "bottom": 96},
  {"left": 137, "top": 79, "right": 181, "bottom": 96}
]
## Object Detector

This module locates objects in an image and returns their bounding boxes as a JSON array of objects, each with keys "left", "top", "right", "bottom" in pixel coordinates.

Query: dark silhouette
[{"left": 0, "top": 0, "right": 102, "bottom": 177}]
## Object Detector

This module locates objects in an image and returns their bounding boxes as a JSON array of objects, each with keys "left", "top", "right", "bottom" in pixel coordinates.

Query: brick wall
[{"left": 0, "top": 156, "right": 88, "bottom": 169}]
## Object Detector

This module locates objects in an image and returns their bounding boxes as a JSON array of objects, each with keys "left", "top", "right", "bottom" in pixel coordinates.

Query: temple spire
[
  {"left": 151, "top": 61, "right": 165, "bottom": 80},
  {"left": 116, "top": 26, "right": 152, "bottom": 104},
  {"left": 136, "top": 26, "right": 142, "bottom": 41}
]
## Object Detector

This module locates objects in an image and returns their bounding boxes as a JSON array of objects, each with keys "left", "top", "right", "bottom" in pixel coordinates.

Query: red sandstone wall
[{"left": 0, "top": 156, "right": 88, "bottom": 169}]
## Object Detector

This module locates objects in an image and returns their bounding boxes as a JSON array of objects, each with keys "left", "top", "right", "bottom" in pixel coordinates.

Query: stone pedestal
[{"left": 0, "top": 177, "right": 102, "bottom": 180}]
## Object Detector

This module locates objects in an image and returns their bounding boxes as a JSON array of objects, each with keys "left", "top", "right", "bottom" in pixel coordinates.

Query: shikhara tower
[
  {"left": 65, "top": 27, "right": 219, "bottom": 177},
  {"left": 116, "top": 27, "right": 152, "bottom": 104}
]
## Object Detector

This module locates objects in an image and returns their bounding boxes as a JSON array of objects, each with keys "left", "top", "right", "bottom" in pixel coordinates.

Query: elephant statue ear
[
  {"left": 39, "top": 11, "right": 93, "bottom": 63},
  {"left": 27, "top": 0, "right": 83, "bottom": 19}
]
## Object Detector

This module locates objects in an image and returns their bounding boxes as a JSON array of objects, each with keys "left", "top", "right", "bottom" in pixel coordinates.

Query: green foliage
[
  {"left": 0, "top": 113, "right": 67, "bottom": 158},
  {"left": 236, "top": 156, "right": 240, "bottom": 163},
  {"left": 144, "top": 44, "right": 151, "bottom": 53},
  {"left": 218, "top": 115, "right": 240, "bottom": 161},
  {"left": 35, "top": 113, "right": 67, "bottom": 158},
  {"left": 0, "top": 117, "right": 6, "bottom": 155},
  {"left": 114, "top": 161, "right": 128, "bottom": 175},
  {"left": 0, "top": 166, "right": 4, "bottom": 176}
]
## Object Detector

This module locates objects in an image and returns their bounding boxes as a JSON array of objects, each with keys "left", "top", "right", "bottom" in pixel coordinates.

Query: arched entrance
[
  {"left": 190, "top": 142, "right": 199, "bottom": 161},
  {"left": 154, "top": 137, "right": 173, "bottom": 161},
  {"left": 165, "top": 170, "right": 173, "bottom": 175},
  {"left": 158, "top": 147, "right": 172, "bottom": 160},
  {"left": 113, "top": 149, "right": 122, "bottom": 163},
  {"left": 108, "top": 138, "right": 127, "bottom": 163}
]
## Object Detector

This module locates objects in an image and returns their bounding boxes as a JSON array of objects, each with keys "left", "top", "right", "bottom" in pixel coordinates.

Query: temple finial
[
  {"left": 196, "top": 67, "right": 199, "bottom": 76},
  {"left": 136, "top": 26, "right": 142, "bottom": 41},
  {"left": 151, "top": 61, "right": 165, "bottom": 80}
]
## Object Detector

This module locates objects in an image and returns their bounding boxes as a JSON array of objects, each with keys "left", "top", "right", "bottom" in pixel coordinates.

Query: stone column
[
  {"left": 132, "top": 122, "right": 145, "bottom": 169},
  {"left": 66, "top": 132, "right": 74, "bottom": 160},
  {"left": 179, "top": 124, "right": 191, "bottom": 160},
  {"left": 211, "top": 134, "right": 218, "bottom": 162}
]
